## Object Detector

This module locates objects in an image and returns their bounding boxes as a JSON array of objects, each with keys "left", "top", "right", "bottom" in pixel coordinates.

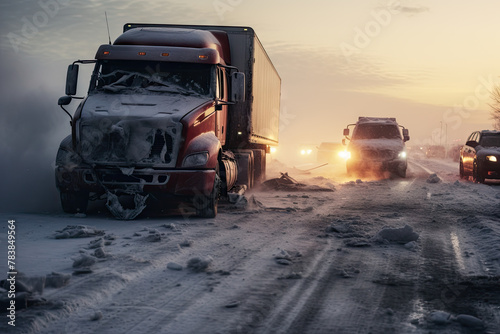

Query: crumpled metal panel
[{"left": 79, "top": 116, "right": 182, "bottom": 167}]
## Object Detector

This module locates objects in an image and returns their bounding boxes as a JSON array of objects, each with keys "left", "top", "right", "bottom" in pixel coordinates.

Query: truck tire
[
  {"left": 396, "top": 163, "right": 407, "bottom": 178},
  {"left": 60, "top": 191, "right": 89, "bottom": 214},
  {"left": 235, "top": 151, "right": 254, "bottom": 188},
  {"left": 195, "top": 165, "right": 221, "bottom": 218},
  {"left": 252, "top": 149, "right": 266, "bottom": 185},
  {"left": 397, "top": 167, "right": 407, "bottom": 178}
]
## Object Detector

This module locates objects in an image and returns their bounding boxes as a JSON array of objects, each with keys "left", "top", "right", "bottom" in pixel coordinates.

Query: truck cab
[
  {"left": 55, "top": 24, "right": 280, "bottom": 218},
  {"left": 342, "top": 117, "right": 410, "bottom": 178}
]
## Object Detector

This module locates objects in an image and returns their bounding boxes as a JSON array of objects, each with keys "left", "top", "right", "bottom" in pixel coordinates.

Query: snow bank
[
  {"left": 425, "top": 310, "right": 484, "bottom": 330},
  {"left": 0, "top": 272, "right": 71, "bottom": 312},
  {"left": 54, "top": 225, "right": 105, "bottom": 239}
]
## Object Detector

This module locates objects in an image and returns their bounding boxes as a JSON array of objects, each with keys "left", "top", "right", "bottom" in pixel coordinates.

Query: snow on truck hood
[
  {"left": 78, "top": 93, "right": 212, "bottom": 166},
  {"left": 82, "top": 93, "right": 212, "bottom": 120}
]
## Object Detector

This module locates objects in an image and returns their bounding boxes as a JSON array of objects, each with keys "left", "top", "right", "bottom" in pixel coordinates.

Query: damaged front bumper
[
  {"left": 347, "top": 159, "right": 406, "bottom": 173},
  {"left": 55, "top": 166, "right": 217, "bottom": 197}
]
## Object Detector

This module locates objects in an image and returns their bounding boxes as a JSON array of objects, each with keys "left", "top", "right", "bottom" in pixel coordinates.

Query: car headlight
[
  {"left": 398, "top": 151, "right": 407, "bottom": 159},
  {"left": 183, "top": 152, "right": 209, "bottom": 167},
  {"left": 338, "top": 151, "right": 351, "bottom": 159},
  {"left": 486, "top": 155, "right": 498, "bottom": 162},
  {"left": 300, "top": 149, "right": 312, "bottom": 155}
]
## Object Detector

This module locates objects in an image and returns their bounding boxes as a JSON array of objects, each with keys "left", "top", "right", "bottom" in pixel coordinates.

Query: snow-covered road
[{"left": 1, "top": 157, "right": 499, "bottom": 333}]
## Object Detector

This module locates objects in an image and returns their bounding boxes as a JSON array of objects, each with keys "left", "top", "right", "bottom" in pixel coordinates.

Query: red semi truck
[{"left": 55, "top": 24, "right": 281, "bottom": 218}]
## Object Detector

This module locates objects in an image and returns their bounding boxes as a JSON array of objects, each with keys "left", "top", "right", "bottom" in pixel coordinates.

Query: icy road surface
[{"left": 1, "top": 157, "right": 499, "bottom": 334}]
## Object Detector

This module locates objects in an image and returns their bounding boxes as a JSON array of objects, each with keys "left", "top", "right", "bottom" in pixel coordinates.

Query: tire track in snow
[{"left": 409, "top": 160, "right": 435, "bottom": 175}]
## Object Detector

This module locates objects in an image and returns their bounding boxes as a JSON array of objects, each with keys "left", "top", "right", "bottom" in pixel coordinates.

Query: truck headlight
[
  {"left": 486, "top": 155, "right": 498, "bottom": 162},
  {"left": 183, "top": 152, "right": 209, "bottom": 167},
  {"left": 338, "top": 150, "right": 351, "bottom": 159},
  {"left": 398, "top": 151, "right": 407, "bottom": 159}
]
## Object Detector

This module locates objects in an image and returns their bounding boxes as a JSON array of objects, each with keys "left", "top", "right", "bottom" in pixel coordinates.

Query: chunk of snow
[
  {"left": 54, "top": 225, "right": 105, "bottom": 239},
  {"left": 426, "top": 173, "right": 441, "bottom": 183},
  {"left": 276, "top": 259, "right": 292, "bottom": 265},
  {"left": 72, "top": 254, "right": 97, "bottom": 268},
  {"left": 187, "top": 256, "right": 213, "bottom": 272},
  {"left": 167, "top": 262, "right": 183, "bottom": 271},
  {"left": 327, "top": 223, "right": 351, "bottom": 233},
  {"left": 88, "top": 238, "right": 104, "bottom": 249},
  {"left": 45, "top": 272, "right": 71, "bottom": 289},
  {"left": 456, "top": 314, "right": 484, "bottom": 329},
  {"left": 225, "top": 301, "right": 240, "bottom": 308},
  {"left": 91, "top": 311, "right": 103, "bottom": 321},
  {"left": 404, "top": 241, "right": 418, "bottom": 252},
  {"left": 93, "top": 247, "right": 106, "bottom": 258},
  {"left": 427, "top": 310, "right": 451, "bottom": 325},
  {"left": 145, "top": 231, "right": 162, "bottom": 242},
  {"left": 274, "top": 250, "right": 292, "bottom": 261},
  {"left": 179, "top": 240, "right": 193, "bottom": 248},
  {"left": 375, "top": 225, "right": 419, "bottom": 244}
]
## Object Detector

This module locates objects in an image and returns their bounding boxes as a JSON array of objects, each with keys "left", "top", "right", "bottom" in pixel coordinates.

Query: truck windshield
[
  {"left": 90, "top": 60, "right": 212, "bottom": 96},
  {"left": 352, "top": 124, "right": 402, "bottom": 140}
]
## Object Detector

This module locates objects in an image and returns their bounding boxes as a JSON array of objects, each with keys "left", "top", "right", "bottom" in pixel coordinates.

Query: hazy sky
[{"left": 1, "top": 0, "right": 499, "bottom": 210}]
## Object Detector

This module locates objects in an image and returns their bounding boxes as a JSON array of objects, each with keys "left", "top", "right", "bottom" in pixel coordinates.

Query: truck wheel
[
  {"left": 396, "top": 163, "right": 407, "bottom": 178},
  {"left": 196, "top": 166, "right": 221, "bottom": 218},
  {"left": 235, "top": 152, "right": 254, "bottom": 189},
  {"left": 472, "top": 161, "right": 485, "bottom": 183},
  {"left": 397, "top": 167, "right": 407, "bottom": 178},
  {"left": 60, "top": 191, "right": 89, "bottom": 214}
]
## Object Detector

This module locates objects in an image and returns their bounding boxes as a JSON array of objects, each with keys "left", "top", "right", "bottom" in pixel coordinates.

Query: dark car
[{"left": 459, "top": 130, "right": 500, "bottom": 183}]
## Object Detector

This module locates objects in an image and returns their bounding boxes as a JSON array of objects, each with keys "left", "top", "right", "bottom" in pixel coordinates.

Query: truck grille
[
  {"left": 79, "top": 118, "right": 181, "bottom": 167},
  {"left": 83, "top": 169, "right": 169, "bottom": 185},
  {"left": 360, "top": 149, "right": 397, "bottom": 160}
]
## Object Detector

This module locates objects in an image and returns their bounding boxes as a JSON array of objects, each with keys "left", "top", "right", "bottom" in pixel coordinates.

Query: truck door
[{"left": 216, "top": 67, "right": 228, "bottom": 145}]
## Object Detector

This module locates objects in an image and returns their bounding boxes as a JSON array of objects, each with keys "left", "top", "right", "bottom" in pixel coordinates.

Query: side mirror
[
  {"left": 65, "top": 64, "right": 79, "bottom": 96},
  {"left": 466, "top": 140, "right": 478, "bottom": 148},
  {"left": 230, "top": 72, "right": 245, "bottom": 102},
  {"left": 58, "top": 95, "right": 72, "bottom": 106},
  {"left": 402, "top": 128, "right": 410, "bottom": 142},
  {"left": 343, "top": 128, "right": 349, "bottom": 136}
]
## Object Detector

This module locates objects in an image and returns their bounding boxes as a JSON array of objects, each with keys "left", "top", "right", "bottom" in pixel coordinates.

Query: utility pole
[{"left": 440, "top": 121, "right": 442, "bottom": 145}]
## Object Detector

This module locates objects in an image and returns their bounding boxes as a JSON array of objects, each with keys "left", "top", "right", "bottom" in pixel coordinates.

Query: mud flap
[{"left": 106, "top": 191, "right": 149, "bottom": 220}]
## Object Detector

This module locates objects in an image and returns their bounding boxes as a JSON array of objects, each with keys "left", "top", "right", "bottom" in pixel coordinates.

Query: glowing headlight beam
[{"left": 338, "top": 151, "right": 351, "bottom": 159}]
